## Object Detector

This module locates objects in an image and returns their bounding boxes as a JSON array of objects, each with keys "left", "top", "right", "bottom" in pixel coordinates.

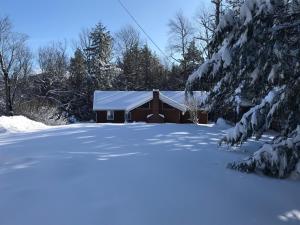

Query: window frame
[
  {"left": 107, "top": 110, "right": 114, "bottom": 121},
  {"left": 125, "top": 111, "right": 132, "bottom": 121}
]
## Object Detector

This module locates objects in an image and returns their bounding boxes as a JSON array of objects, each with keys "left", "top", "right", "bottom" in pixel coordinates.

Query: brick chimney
[
  {"left": 152, "top": 89, "right": 160, "bottom": 115},
  {"left": 148, "top": 89, "right": 164, "bottom": 123}
]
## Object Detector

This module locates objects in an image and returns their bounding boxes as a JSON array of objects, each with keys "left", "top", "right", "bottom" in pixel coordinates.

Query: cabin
[{"left": 93, "top": 90, "right": 208, "bottom": 124}]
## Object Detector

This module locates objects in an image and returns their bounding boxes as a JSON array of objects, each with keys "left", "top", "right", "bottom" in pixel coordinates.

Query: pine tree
[
  {"left": 68, "top": 48, "right": 95, "bottom": 120},
  {"left": 187, "top": 0, "right": 300, "bottom": 178},
  {"left": 85, "top": 22, "right": 114, "bottom": 89},
  {"left": 225, "top": 0, "right": 244, "bottom": 15},
  {"left": 140, "top": 45, "right": 166, "bottom": 90},
  {"left": 121, "top": 43, "right": 142, "bottom": 90},
  {"left": 88, "top": 23, "right": 112, "bottom": 67},
  {"left": 140, "top": 45, "right": 152, "bottom": 90},
  {"left": 184, "top": 40, "right": 204, "bottom": 76},
  {"left": 69, "top": 49, "right": 86, "bottom": 91}
]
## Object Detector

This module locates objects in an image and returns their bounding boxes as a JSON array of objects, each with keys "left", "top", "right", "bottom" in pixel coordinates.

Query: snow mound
[
  {"left": 215, "top": 118, "right": 232, "bottom": 129},
  {"left": 0, "top": 116, "right": 48, "bottom": 133}
]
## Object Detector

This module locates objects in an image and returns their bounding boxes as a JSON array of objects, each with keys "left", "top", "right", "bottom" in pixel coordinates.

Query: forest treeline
[{"left": 0, "top": 6, "right": 212, "bottom": 122}]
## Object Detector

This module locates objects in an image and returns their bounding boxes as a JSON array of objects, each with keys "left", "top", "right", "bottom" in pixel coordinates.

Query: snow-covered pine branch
[
  {"left": 186, "top": 0, "right": 300, "bottom": 178},
  {"left": 228, "top": 125, "right": 300, "bottom": 178},
  {"left": 220, "top": 87, "right": 285, "bottom": 146}
]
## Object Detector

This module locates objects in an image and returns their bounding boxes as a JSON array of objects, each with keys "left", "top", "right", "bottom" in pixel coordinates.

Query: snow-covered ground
[{"left": 0, "top": 118, "right": 299, "bottom": 225}]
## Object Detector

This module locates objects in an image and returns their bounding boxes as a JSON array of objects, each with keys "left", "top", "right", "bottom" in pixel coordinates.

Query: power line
[{"left": 117, "top": 0, "right": 174, "bottom": 63}]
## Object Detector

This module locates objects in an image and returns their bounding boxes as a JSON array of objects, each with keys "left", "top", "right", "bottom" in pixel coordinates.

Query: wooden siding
[
  {"left": 180, "top": 111, "right": 209, "bottom": 124},
  {"left": 96, "top": 110, "right": 125, "bottom": 123},
  {"left": 164, "top": 108, "right": 181, "bottom": 123},
  {"left": 96, "top": 108, "right": 208, "bottom": 124},
  {"left": 95, "top": 93, "right": 208, "bottom": 124}
]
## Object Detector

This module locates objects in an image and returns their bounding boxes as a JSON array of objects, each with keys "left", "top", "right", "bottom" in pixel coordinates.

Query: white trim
[
  {"left": 147, "top": 114, "right": 165, "bottom": 119},
  {"left": 147, "top": 114, "right": 153, "bottom": 119},
  {"left": 159, "top": 114, "right": 165, "bottom": 118}
]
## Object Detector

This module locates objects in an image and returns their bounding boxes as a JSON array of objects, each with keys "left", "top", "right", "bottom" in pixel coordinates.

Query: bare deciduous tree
[
  {"left": 195, "top": 7, "right": 215, "bottom": 58},
  {"left": 168, "top": 10, "right": 194, "bottom": 75},
  {"left": 77, "top": 28, "right": 92, "bottom": 66},
  {"left": 114, "top": 25, "right": 141, "bottom": 59},
  {"left": 0, "top": 16, "right": 32, "bottom": 115},
  {"left": 38, "top": 41, "right": 68, "bottom": 77},
  {"left": 185, "top": 94, "right": 200, "bottom": 124}
]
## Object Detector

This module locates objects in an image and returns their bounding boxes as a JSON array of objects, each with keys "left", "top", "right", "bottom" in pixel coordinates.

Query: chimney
[{"left": 152, "top": 89, "right": 160, "bottom": 115}]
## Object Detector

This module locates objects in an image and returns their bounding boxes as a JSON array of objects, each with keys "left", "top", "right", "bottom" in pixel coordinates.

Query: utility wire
[{"left": 117, "top": 0, "right": 174, "bottom": 63}]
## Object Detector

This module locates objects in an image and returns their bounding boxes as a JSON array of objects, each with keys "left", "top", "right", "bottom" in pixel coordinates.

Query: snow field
[{"left": 0, "top": 118, "right": 299, "bottom": 225}]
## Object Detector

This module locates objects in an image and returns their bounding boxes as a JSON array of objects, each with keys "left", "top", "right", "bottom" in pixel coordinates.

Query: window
[
  {"left": 107, "top": 110, "right": 114, "bottom": 121},
  {"left": 125, "top": 112, "right": 132, "bottom": 121}
]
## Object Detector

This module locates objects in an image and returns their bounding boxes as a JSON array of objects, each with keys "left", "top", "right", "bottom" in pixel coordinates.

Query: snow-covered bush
[
  {"left": 15, "top": 99, "right": 68, "bottom": 126},
  {"left": 215, "top": 118, "right": 232, "bottom": 128}
]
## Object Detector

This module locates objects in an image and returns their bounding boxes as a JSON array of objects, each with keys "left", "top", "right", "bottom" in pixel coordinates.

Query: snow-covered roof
[
  {"left": 93, "top": 91, "right": 153, "bottom": 111},
  {"left": 93, "top": 91, "right": 207, "bottom": 112},
  {"left": 159, "top": 92, "right": 187, "bottom": 112}
]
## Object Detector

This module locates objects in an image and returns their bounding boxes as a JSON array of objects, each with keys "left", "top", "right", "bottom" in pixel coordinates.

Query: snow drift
[{"left": 0, "top": 116, "right": 48, "bottom": 134}]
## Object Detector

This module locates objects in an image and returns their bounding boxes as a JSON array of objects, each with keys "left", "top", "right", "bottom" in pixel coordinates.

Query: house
[{"left": 93, "top": 90, "right": 208, "bottom": 124}]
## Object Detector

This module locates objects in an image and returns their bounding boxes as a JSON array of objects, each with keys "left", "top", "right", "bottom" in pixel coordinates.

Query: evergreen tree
[
  {"left": 121, "top": 43, "right": 142, "bottom": 90},
  {"left": 140, "top": 45, "right": 166, "bottom": 90},
  {"left": 87, "top": 23, "right": 112, "bottom": 67},
  {"left": 225, "top": 0, "right": 244, "bottom": 15},
  {"left": 68, "top": 48, "right": 94, "bottom": 120},
  {"left": 85, "top": 22, "right": 114, "bottom": 89},
  {"left": 187, "top": 0, "right": 300, "bottom": 178},
  {"left": 116, "top": 43, "right": 167, "bottom": 91},
  {"left": 69, "top": 49, "right": 86, "bottom": 91},
  {"left": 140, "top": 45, "right": 152, "bottom": 90},
  {"left": 184, "top": 40, "right": 204, "bottom": 75}
]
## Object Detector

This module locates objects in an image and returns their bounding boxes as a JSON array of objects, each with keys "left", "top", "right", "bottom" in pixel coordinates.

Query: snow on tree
[
  {"left": 0, "top": 16, "right": 32, "bottom": 116},
  {"left": 186, "top": 0, "right": 300, "bottom": 178},
  {"left": 228, "top": 125, "right": 300, "bottom": 178},
  {"left": 84, "top": 22, "right": 118, "bottom": 90},
  {"left": 67, "top": 48, "right": 94, "bottom": 120}
]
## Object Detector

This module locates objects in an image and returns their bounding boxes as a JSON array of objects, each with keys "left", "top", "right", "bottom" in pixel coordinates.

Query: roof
[{"left": 93, "top": 91, "right": 207, "bottom": 112}]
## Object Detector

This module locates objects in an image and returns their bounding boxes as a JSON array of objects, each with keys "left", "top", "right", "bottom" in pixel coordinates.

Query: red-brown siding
[
  {"left": 198, "top": 111, "right": 209, "bottom": 124},
  {"left": 96, "top": 108, "right": 208, "bottom": 124},
  {"left": 180, "top": 111, "right": 209, "bottom": 124},
  {"left": 131, "top": 108, "right": 151, "bottom": 122},
  {"left": 95, "top": 90, "right": 208, "bottom": 124},
  {"left": 164, "top": 108, "right": 181, "bottom": 123},
  {"left": 96, "top": 110, "right": 125, "bottom": 123}
]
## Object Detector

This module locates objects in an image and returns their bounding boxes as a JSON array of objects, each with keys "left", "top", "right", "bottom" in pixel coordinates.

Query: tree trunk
[
  {"left": 3, "top": 71, "right": 13, "bottom": 116},
  {"left": 212, "top": 0, "right": 222, "bottom": 27}
]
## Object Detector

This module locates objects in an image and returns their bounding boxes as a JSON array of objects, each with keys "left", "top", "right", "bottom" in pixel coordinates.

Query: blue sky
[{"left": 2, "top": 0, "right": 209, "bottom": 58}]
